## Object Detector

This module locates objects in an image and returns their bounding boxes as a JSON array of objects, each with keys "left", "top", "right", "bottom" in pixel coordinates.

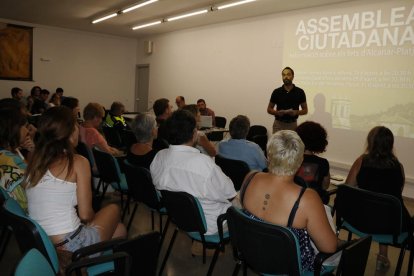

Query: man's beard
[{"left": 283, "top": 79, "right": 292, "bottom": 85}]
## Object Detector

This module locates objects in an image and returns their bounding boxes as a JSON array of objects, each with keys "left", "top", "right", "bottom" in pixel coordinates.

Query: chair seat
[
  {"left": 86, "top": 250, "right": 115, "bottom": 276},
  {"left": 342, "top": 221, "right": 409, "bottom": 245},
  {"left": 110, "top": 173, "right": 128, "bottom": 192},
  {"left": 187, "top": 230, "right": 230, "bottom": 243}
]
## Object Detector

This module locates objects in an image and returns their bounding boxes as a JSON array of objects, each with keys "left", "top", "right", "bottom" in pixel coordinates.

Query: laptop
[{"left": 199, "top": 115, "right": 213, "bottom": 129}]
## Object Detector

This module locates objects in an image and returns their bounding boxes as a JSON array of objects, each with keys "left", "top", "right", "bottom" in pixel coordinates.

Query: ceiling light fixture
[
  {"left": 132, "top": 20, "right": 162, "bottom": 30},
  {"left": 122, "top": 0, "right": 159, "bottom": 14},
  {"left": 92, "top": 13, "right": 118, "bottom": 24},
  {"left": 166, "top": 9, "right": 208, "bottom": 22},
  {"left": 217, "top": 0, "right": 256, "bottom": 10}
]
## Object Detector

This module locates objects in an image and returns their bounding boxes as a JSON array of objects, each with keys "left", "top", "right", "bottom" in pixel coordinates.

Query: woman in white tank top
[{"left": 25, "top": 106, "right": 126, "bottom": 252}]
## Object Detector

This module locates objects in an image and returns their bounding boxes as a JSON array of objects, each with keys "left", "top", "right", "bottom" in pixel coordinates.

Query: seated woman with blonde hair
[
  {"left": 240, "top": 130, "right": 337, "bottom": 271},
  {"left": 25, "top": 106, "right": 126, "bottom": 252}
]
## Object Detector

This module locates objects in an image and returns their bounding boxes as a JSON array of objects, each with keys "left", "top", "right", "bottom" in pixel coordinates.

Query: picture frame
[{"left": 0, "top": 23, "right": 33, "bottom": 81}]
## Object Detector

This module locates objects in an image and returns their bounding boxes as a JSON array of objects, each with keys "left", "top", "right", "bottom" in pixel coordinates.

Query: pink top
[{"left": 79, "top": 125, "right": 111, "bottom": 152}]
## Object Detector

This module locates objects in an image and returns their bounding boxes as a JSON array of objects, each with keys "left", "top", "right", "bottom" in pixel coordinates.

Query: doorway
[{"left": 135, "top": 64, "right": 150, "bottom": 112}]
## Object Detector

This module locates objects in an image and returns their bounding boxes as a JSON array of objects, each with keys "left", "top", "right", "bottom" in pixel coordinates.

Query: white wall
[
  {"left": 0, "top": 21, "right": 137, "bottom": 111},
  {"left": 136, "top": 0, "right": 414, "bottom": 196}
]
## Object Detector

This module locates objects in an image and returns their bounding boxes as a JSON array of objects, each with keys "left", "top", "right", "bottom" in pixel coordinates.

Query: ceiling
[{"left": 0, "top": 0, "right": 355, "bottom": 38}]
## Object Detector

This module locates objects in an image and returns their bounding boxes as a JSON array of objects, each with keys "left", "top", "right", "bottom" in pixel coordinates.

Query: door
[{"left": 135, "top": 64, "right": 150, "bottom": 112}]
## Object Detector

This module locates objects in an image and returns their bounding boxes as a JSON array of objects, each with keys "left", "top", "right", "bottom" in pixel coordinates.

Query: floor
[{"left": 1, "top": 193, "right": 413, "bottom": 275}]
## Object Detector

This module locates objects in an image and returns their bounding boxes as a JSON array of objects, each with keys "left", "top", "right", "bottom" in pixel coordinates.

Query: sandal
[{"left": 376, "top": 254, "right": 390, "bottom": 271}]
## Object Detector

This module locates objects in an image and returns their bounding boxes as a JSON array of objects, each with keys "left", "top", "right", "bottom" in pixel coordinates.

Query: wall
[
  {"left": 136, "top": 0, "right": 414, "bottom": 196},
  {"left": 0, "top": 20, "right": 137, "bottom": 111}
]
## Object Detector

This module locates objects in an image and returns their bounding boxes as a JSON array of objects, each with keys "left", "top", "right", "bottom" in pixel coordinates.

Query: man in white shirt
[{"left": 150, "top": 109, "right": 236, "bottom": 235}]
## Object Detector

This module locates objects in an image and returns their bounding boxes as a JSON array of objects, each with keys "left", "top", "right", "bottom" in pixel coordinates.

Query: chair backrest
[
  {"left": 335, "top": 184, "right": 404, "bottom": 240},
  {"left": 1, "top": 196, "right": 59, "bottom": 274},
  {"left": 102, "top": 126, "right": 123, "bottom": 148},
  {"left": 226, "top": 207, "right": 302, "bottom": 276},
  {"left": 160, "top": 190, "right": 206, "bottom": 234},
  {"left": 336, "top": 235, "right": 372, "bottom": 276},
  {"left": 113, "top": 231, "right": 161, "bottom": 276},
  {"left": 123, "top": 160, "right": 162, "bottom": 210},
  {"left": 251, "top": 134, "right": 268, "bottom": 155},
  {"left": 215, "top": 116, "right": 227, "bottom": 128},
  {"left": 92, "top": 147, "right": 121, "bottom": 183},
  {"left": 215, "top": 155, "right": 250, "bottom": 191},
  {"left": 247, "top": 125, "right": 267, "bottom": 141},
  {"left": 76, "top": 141, "right": 95, "bottom": 168},
  {"left": 14, "top": 248, "right": 55, "bottom": 276},
  {"left": 120, "top": 129, "right": 137, "bottom": 150}
]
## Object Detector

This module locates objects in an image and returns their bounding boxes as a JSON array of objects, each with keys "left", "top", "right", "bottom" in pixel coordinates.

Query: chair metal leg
[
  {"left": 126, "top": 203, "right": 139, "bottom": 232},
  {"left": 160, "top": 217, "right": 170, "bottom": 250},
  {"left": 158, "top": 228, "right": 178, "bottom": 276},
  {"left": 395, "top": 246, "right": 406, "bottom": 276},
  {"left": 151, "top": 211, "right": 155, "bottom": 230},
  {"left": 407, "top": 246, "right": 413, "bottom": 276},
  {"left": 207, "top": 244, "right": 221, "bottom": 276},
  {"left": 232, "top": 262, "right": 241, "bottom": 276},
  {"left": 159, "top": 213, "right": 163, "bottom": 234}
]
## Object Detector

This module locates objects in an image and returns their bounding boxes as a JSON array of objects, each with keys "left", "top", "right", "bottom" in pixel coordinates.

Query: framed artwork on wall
[{"left": 0, "top": 23, "right": 33, "bottom": 81}]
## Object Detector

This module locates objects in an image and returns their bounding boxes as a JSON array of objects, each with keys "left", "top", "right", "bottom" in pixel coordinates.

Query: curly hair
[{"left": 295, "top": 121, "right": 328, "bottom": 153}]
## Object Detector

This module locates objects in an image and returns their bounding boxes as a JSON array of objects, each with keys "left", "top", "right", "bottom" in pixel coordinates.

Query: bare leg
[{"left": 91, "top": 203, "right": 127, "bottom": 241}]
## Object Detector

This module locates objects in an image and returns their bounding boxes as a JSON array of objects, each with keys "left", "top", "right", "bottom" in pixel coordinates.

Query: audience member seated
[
  {"left": 182, "top": 104, "right": 217, "bottom": 157},
  {"left": 11, "top": 87, "right": 25, "bottom": 103},
  {"left": 25, "top": 106, "right": 126, "bottom": 253},
  {"left": 79, "top": 103, "right": 123, "bottom": 156},
  {"left": 0, "top": 98, "right": 36, "bottom": 157},
  {"left": 240, "top": 130, "right": 337, "bottom": 272},
  {"left": 150, "top": 109, "right": 236, "bottom": 235},
  {"left": 152, "top": 98, "right": 172, "bottom": 149},
  {"left": 0, "top": 107, "right": 32, "bottom": 211},
  {"left": 218, "top": 115, "right": 267, "bottom": 171},
  {"left": 55, "top": 87, "right": 65, "bottom": 102},
  {"left": 197, "top": 98, "right": 216, "bottom": 126},
  {"left": 175, "top": 96, "right": 186, "bottom": 109},
  {"left": 25, "top": 86, "right": 41, "bottom": 115},
  {"left": 61, "top": 96, "right": 81, "bottom": 122},
  {"left": 126, "top": 113, "right": 159, "bottom": 169},
  {"left": 31, "top": 89, "right": 50, "bottom": 114},
  {"left": 295, "top": 121, "right": 330, "bottom": 204},
  {"left": 104, "top": 101, "right": 127, "bottom": 130},
  {"left": 48, "top": 93, "right": 61, "bottom": 108},
  {"left": 346, "top": 126, "right": 411, "bottom": 271}
]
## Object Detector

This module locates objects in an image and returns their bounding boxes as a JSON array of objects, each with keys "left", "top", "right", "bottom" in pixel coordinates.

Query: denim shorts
[{"left": 58, "top": 225, "right": 101, "bottom": 252}]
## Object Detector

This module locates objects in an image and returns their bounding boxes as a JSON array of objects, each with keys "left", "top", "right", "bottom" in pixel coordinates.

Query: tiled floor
[{"left": 1, "top": 194, "right": 413, "bottom": 275}]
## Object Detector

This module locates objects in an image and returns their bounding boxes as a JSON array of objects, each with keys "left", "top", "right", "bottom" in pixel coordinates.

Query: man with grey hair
[{"left": 218, "top": 115, "right": 267, "bottom": 171}]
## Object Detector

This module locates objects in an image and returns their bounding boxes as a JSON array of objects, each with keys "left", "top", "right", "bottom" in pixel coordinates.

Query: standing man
[
  {"left": 175, "top": 96, "right": 186, "bottom": 109},
  {"left": 267, "top": 67, "right": 308, "bottom": 133}
]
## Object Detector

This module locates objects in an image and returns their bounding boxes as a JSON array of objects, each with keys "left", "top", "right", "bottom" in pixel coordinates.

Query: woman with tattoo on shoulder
[{"left": 239, "top": 130, "right": 338, "bottom": 272}]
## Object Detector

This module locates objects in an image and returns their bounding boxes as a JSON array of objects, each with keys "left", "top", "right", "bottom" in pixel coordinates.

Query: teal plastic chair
[
  {"left": 15, "top": 248, "right": 55, "bottom": 276},
  {"left": 158, "top": 190, "right": 229, "bottom": 276},
  {"left": 226, "top": 206, "right": 362, "bottom": 276},
  {"left": 0, "top": 193, "right": 130, "bottom": 275},
  {"left": 334, "top": 184, "right": 413, "bottom": 276},
  {"left": 92, "top": 147, "right": 128, "bottom": 209}
]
